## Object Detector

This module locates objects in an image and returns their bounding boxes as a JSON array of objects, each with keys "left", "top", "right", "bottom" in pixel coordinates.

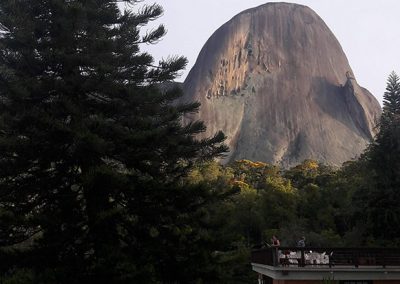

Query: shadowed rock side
[{"left": 182, "top": 2, "right": 381, "bottom": 167}]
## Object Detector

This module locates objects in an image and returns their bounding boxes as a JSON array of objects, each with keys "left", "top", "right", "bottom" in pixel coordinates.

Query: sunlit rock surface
[{"left": 182, "top": 2, "right": 380, "bottom": 167}]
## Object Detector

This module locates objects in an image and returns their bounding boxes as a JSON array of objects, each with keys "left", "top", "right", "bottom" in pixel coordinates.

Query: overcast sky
[{"left": 136, "top": 1, "right": 400, "bottom": 104}]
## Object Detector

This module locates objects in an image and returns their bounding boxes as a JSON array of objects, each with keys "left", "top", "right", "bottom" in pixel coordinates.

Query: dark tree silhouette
[{"left": 0, "top": 1, "right": 227, "bottom": 282}]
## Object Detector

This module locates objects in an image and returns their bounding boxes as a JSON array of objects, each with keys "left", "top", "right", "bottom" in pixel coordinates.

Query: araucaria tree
[
  {"left": 0, "top": 0, "right": 227, "bottom": 282},
  {"left": 363, "top": 71, "right": 400, "bottom": 243}
]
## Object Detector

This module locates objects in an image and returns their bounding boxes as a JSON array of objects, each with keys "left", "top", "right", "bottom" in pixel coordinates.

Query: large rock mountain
[{"left": 182, "top": 2, "right": 381, "bottom": 167}]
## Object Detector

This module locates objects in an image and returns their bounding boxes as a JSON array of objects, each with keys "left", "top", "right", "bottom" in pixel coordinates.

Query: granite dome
[{"left": 182, "top": 2, "right": 381, "bottom": 167}]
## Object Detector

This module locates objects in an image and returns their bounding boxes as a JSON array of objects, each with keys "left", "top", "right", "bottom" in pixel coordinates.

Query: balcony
[{"left": 251, "top": 247, "right": 400, "bottom": 282}]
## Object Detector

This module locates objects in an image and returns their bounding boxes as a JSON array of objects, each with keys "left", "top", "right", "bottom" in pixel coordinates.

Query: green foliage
[
  {"left": 0, "top": 0, "right": 228, "bottom": 282},
  {"left": 359, "top": 71, "right": 400, "bottom": 243},
  {"left": 284, "top": 159, "right": 320, "bottom": 188},
  {"left": 0, "top": 269, "right": 35, "bottom": 284},
  {"left": 216, "top": 245, "right": 257, "bottom": 284},
  {"left": 210, "top": 159, "right": 351, "bottom": 248},
  {"left": 382, "top": 71, "right": 400, "bottom": 118}
]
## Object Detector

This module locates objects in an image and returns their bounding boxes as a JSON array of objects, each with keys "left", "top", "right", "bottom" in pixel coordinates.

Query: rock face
[{"left": 182, "top": 2, "right": 381, "bottom": 167}]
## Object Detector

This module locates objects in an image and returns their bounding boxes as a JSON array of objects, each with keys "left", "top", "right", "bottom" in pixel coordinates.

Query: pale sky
[{"left": 137, "top": 1, "right": 400, "bottom": 105}]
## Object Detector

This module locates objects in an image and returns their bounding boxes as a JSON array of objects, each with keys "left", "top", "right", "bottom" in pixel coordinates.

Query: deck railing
[{"left": 251, "top": 247, "right": 400, "bottom": 268}]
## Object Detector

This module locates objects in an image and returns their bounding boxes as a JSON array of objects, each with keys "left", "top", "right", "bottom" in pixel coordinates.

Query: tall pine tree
[
  {"left": 363, "top": 71, "right": 400, "bottom": 244},
  {"left": 0, "top": 0, "right": 227, "bottom": 282},
  {"left": 382, "top": 71, "right": 400, "bottom": 118}
]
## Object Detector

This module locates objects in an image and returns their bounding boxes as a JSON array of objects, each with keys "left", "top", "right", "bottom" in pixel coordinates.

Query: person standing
[
  {"left": 271, "top": 235, "right": 280, "bottom": 247},
  {"left": 297, "top": 236, "right": 306, "bottom": 247}
]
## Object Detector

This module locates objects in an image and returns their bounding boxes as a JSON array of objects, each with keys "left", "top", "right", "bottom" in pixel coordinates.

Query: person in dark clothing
[{"left": 297, "top": 236, "right": 306, "bottom": 247}]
